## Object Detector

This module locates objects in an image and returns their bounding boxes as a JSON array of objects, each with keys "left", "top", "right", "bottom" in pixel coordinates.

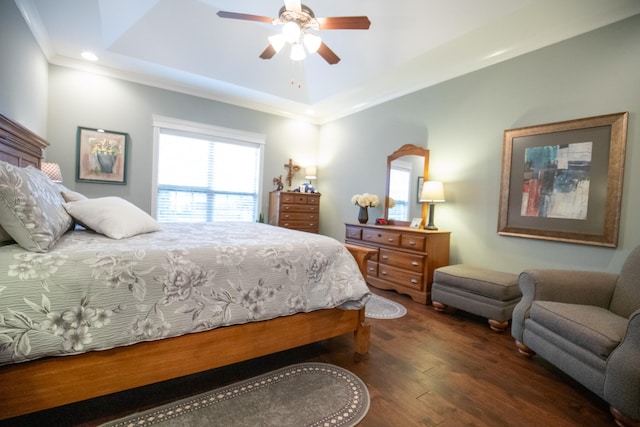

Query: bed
[{"left": 0, "top": 113, "right": 371, "bottom": 420}]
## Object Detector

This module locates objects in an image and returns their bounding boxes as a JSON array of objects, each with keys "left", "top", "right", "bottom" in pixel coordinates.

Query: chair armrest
[
  {"left": 511, "top": 269, "right": 618, "bottom": 342},
  {"left": 605, "top": 308, "right": 640, "bottom": 420}
]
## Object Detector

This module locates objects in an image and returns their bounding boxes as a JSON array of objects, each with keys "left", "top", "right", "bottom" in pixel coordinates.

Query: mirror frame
[{"left": 384, "top": 144, "right": 430, "bottom": 225}]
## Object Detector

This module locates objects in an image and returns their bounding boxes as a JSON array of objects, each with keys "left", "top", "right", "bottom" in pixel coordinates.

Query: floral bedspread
[{"left": 0, "top": 222, "right": 370, "bottom": 366}]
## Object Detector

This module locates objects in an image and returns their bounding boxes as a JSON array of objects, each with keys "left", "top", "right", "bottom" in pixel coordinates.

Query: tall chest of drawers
[
  {"left": 268, "top": 191, "right": 320, "bottom": 233},
  {"left": 345, "top": 223, "right": 450, "bottom": 304}
]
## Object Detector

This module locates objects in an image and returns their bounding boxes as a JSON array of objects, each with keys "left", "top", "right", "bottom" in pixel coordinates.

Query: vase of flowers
[
  {"left": 91, "top": 137, "right": 121, "bottom": 174},
  {"left": 351, "top": 193, "right": 380, "bottom": 224}
]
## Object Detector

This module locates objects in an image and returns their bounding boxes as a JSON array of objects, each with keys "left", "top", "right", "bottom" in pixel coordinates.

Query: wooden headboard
[{"left": 0, "top": 113, "right": 48, "bottom": 167}]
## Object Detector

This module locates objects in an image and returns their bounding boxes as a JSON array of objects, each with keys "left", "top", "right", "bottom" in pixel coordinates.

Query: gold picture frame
[{"left": 498, "top": 112, "right": 628, "bottom": 247}]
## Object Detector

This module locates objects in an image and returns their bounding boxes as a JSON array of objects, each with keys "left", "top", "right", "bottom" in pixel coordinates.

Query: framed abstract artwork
[
  {"left": 76, "top": 127, "right": 128, "bottom": 184},
  {"left": 497, "top": 112, "right": 628, "bottom": 247}
]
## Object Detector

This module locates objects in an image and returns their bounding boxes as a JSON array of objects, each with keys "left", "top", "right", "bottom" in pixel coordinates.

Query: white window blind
[{"left": 153, "top": 117, "right": 264, "bottom": 223}]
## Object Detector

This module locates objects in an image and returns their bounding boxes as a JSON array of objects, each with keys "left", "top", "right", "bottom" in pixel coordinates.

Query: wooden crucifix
[{"left": 284, "top": 158, "right": 301, "bottom": 188}]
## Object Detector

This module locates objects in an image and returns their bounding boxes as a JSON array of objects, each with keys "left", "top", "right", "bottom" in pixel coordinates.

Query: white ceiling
[{"left": 16, "top": 0, "right": 640, "bottom": 124}]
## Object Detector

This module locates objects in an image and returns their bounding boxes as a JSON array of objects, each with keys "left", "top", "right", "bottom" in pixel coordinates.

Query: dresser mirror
[{"left": 384, "top": 144, "right": 430, "bottom": 225}]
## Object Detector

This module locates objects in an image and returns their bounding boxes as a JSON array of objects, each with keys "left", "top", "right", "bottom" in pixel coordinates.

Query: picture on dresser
[{"left": 410, "top": 218, "right": 423, "bottom": 228}]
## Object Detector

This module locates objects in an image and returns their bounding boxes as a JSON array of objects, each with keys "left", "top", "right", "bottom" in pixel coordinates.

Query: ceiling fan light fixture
[
  {"left": 290, "top": 42, "right": 306, "bottom": 61},
  {"left": 268, "top": 34, "right": 286, "bottom": 53},
  {"left": 282, "top": 21, "right": 301, "bottom": 43},
  {"left": 303, "top": 33, "right": 321, "bottom": 54}
]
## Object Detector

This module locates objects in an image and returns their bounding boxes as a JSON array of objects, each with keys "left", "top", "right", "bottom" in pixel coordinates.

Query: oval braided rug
[
  {"left": 100, "top": 363, "right": 369, "bottom": 427},
  {"left": 365, "top": 293, "right": 407, "bottom": 319}
]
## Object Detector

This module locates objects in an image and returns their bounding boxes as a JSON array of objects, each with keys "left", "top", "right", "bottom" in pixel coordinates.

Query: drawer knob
[
  {"left": 411, "top": 261, "right": 418, "bottom": 266},
  {"left": 381, "top": 270, "right": 388, "bottom": 276},
  {"left": 382, "top": 255, "right": 388, "bottom": 259},
  {"left": 409, "top": 240, "right": 416, "bottom": 245},
  {"left": 410, "top": 279, "right": 418, "bottom": 284},
  {"left": 368, "top": 267, "right": 374, "bottom": 271},
  {"left": 387, "top": 238, "right": 394, "bottom": 242},
  {"left": 284, "top": 206, "right": 290, "bottom": 210}
]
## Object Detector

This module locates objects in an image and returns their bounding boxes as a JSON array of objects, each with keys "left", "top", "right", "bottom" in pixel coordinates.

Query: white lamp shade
[
  {"left": 303, "top": 33, "right": 321, "bottom": 54},
  {"left": 420, "top": 181, "right": 445, "bottom": 202},
  {"left": 282, "top": 21, "right": 301, "bottom": 43},
  {"left": 41, "top": 162, "right": 63, "bottom": 183},
  {"left": 290, "top": 42, "right": 306, "bottom": 61},
  {"left": 305, "top": 166, "right": 317, "bottom": 180}
]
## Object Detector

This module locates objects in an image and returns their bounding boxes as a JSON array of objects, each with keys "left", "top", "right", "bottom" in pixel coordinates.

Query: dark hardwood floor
[{"left": 2, "top": 288, "right": 616, "bottom": 427}]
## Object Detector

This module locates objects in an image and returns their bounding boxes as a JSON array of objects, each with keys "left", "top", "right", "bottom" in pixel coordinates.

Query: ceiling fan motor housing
[{"left": 277, "top": 4, "right": 319, "bottom": 30}]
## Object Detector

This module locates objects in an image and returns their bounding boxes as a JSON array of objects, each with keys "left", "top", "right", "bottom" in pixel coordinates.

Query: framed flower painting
[{"left": 76, "top": 127, "right": 128, "bottom": 184}]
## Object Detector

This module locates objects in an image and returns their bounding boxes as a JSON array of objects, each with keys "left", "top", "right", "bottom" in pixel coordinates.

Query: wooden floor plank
[{"left": 0, "top": 288, "right": 616, "bottom": 427}]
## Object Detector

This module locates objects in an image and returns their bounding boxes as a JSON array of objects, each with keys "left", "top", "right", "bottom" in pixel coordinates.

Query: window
[
  {"left": 152, "top": 115, "right": 265, "bottom": 223},
  {"left": 387, "top": 162, "right": 411, "bottom": 221}
]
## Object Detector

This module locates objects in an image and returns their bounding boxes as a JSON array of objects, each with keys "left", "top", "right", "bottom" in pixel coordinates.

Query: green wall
[
  {"left": 45, "top": 66, "right": 319, "bottom": 215},
  {"left": 319, "top": 14, "right": 640, "bottom": 273},
  {"left": 0, "top": 0, "right": 48, "bottom": 135}
]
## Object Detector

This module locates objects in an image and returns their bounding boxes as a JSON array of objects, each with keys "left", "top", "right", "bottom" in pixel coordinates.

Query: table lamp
[{"left": 419, "top": 181, "right": 445, "bottom": 230}]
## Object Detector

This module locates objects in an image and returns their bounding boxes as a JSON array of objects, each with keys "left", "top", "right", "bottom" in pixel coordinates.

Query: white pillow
[
  {"left": 56, "top": 183, "right": 88, "bottom": 202},
  {"left": 63, "top": 197, "right": 161, "bottom": 239}
]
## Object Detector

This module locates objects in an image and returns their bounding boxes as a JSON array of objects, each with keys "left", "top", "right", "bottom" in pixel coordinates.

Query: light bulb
[
  {"left": 268, "top": 34, "right": 286, "bottom": 53},
  {"left": 290, "top": 43, "right": 306, "bottom": 61},
  {"left": 282, "top": 21, "right": 301, "bottom": 43},
  {"left": 303, "top": 33, "right": 321, "bottom": 54}
]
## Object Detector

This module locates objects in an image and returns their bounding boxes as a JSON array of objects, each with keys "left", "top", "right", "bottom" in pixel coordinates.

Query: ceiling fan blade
[
  {"left": 216, "top": 11, "right": 274, "bottom": 24},
  {"left": 259, "top": 45, "right": 277, "bottom": 60},
  {"left": 317, "top": 16, "right": 371, "bottom": 30},
  {"left": 284, "top": 0, "right": 302, "bottom": 12},
  {"left": 317, "top": 42, "right": 340, "bottom": 65}
]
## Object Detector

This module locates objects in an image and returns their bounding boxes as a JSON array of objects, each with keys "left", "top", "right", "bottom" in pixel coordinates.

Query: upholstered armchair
[{"left": 512, "top": 246, "right": 640, "bottom": 427}]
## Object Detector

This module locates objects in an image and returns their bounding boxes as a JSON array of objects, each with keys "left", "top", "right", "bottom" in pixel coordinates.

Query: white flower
[
  {"left": 388, "top": 197, "right": 396, "bottom": 208},
  {"left": 351, "top": 193, "right": 380, "bottom": 208}
]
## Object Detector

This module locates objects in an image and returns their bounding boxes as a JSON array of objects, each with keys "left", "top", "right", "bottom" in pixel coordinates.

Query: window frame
[{"left": 151, "top": 114, "right": 266, "bottom": 221}]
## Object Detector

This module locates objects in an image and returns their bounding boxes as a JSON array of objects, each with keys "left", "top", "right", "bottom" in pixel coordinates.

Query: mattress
[{"left": 0, "top": 222, "right": 370, "bottom": 366}]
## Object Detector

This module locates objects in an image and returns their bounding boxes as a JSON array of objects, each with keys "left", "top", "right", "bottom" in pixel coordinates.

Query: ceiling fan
[{"left": 216, "top": 0, "right": 371, "bottom": 65}]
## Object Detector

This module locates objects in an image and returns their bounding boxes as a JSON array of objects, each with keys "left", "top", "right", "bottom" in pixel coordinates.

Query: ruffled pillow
[
  {"left": 63, "top": 197, "right": 161, "bottom": 239},
  {"left": 0, "top": 162, "right": 73, "bottom": 252}
]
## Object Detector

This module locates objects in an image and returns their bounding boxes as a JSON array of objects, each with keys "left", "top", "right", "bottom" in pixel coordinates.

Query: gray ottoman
[{"left": 432, "top": 265, "right": 521, "bottom": 332}]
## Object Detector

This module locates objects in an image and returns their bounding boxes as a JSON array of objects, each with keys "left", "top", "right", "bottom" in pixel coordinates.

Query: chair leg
[
  {"left": 488, "top": 319, "right": 508, "bottom": 333},
  {"left": 432, "top": 301, "right": 448, "bottom": 312},
  {"left": 515, "top": 340, "right": 536, "bottom": 357},
  {"left": 610, "top": 406, "right": 640, "bottom": 427}
]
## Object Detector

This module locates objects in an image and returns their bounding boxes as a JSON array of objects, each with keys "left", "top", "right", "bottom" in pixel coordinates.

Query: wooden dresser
[
  {"left": 268, "top": 191, "right": 320, "bottom": 233},
  {"left": 345, "top": 223, "right": 450, "bottom": 304}
]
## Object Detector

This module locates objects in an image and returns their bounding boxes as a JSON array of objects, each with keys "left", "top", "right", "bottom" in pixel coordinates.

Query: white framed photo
[{"left": 409, "top": 217, "right": 423, "bottom": 229}]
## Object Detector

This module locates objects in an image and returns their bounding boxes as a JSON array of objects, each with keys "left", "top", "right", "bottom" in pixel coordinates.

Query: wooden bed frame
[{"left": 0, "top": 113, "right": 371, "bottom": 420}]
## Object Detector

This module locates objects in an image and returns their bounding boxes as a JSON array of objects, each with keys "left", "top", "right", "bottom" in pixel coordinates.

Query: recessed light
[{"left": 81, "top": 51, "right": 98, "bottom": 61}]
